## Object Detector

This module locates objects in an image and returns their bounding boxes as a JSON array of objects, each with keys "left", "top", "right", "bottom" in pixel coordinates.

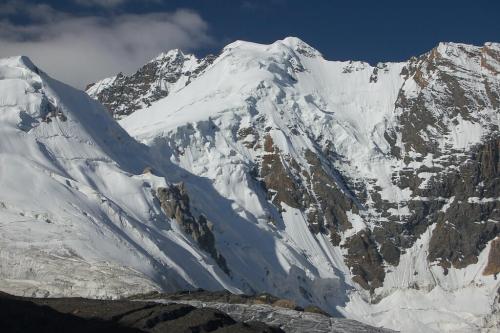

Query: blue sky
[
  {"left": 1, "top": 0, "right": 498, "bottom": 87},
  {"left": 125, "top": 0, "right": 500, "bottom": 63}
]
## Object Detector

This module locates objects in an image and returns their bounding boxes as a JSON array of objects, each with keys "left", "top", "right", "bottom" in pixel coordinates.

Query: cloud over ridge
[{"left": 0, "top": 2, "right": 213, "bottom": 88}]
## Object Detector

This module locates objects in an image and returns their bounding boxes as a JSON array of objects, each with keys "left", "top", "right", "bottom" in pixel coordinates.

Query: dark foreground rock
[
  {"left": 0, "top": 292, "right": 283, "bottom": 333},
  {"left": 131, "top": 290, "right": 330, "bottom": 315},
  {"left": 130, "top": 290, "right": 394, "bottom": 333},
  {"left": 151, "top": 299, "right": 394, "bottom": 333}
]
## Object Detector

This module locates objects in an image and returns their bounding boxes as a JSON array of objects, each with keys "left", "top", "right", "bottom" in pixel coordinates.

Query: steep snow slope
[
  {"left": 0, "top": 55, "right": 244, "bottom": 298},
  {"left": 113, "top": 38, "right": 500, "bottom": 332}
]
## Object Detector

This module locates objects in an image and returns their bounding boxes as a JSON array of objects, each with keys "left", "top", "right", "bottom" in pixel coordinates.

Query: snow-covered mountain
[
  {"left": 0, "top": 36, "right": 498, "bottom": 333},
  {"left": 87, "top": 37, "right": 500, "bottom": 332},
  {"left": 0, "top": 53, "right": 359, "bottom": 326},
  {"left": 0, "top": 55, "right": 247, "bottom": 298}
]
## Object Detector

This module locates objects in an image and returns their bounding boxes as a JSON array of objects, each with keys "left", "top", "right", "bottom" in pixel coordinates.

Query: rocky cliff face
[
  {"left": 86, "top": 50, "right": 216, "bottom": 119},
  {"left": 342, "top": 42, "right": 500, "bottom": 288}
]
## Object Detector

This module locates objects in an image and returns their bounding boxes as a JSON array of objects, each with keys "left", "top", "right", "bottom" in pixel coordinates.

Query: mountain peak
[
  {"left": 280, "top": 36, "right": 306, "bottom": 45},
  {"left": 86, "top": 46, "right": 214, "bottom": 119},
  {"left": 0, "top": 55, "right": 41, "bottom": 75},
  {"left": 152, "top": 48, "right": 186, "bottom": 62},
  {"left": 279, "top": 36, "right": 322, "bottom": 57},
  {"left": 279, "top": 36, "right": 315, "bottom": 50},
  {"left": 222, "top": 37, "right": 322, "bottom": 58}
]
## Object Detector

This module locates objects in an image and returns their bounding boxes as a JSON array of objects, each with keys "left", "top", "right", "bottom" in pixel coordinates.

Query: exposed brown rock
[
  {"left": 483, "top": 238, "right": 500, "bottom": 276},
  {"left": 413, "top": 68, "right": 429, "bottom": 88},
  {"left": 343, "top": 230, "right": 385, "bottom": 292},
  {"left": 481, "top": 44, "right": 500, "bottom": 75},
  {"left": 260, "top": 135, "right": 307, "bottom": 209},
  {"left": 304, "top": 150, "right": 356, "bottom": 234},
  {"left": 428, "top": 138, "right": 500, "bottom": 269},
  {"left": 379, "top": 241, "right": 401, "bottom": 266}
]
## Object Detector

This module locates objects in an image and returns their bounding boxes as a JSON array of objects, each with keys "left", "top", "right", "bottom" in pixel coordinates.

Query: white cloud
[
  {"left": 0, "top": 4, "right": 213, "bottom": 88},
  {"left": 0, "top": 1, "right": 67, "bottom": 22}
]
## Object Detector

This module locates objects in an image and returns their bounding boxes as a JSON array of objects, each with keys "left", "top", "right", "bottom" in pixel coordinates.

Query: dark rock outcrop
[
  {"left": 157, "top": 183, "right": 230, "bottom": 274},
  {"left": 259, "top": 136, "right": 357, "bottom": 238},
  {"left": 304, "top": 149, "right": 358, "bottom": 241},
  {"left": 0, "top": 292, "right": 282, "bottom": 333},
  {"left": 343, "top": 230, "right": 385, "bottom": 292},
  {"left": 87, "top": 51, "right": 216, "bottom": 119},
  {"left": 424, "top": 137, "right": 499, "bottom": 270},
  {"left": 260, "top": 135, "right": 308, "bottom": 210}
]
